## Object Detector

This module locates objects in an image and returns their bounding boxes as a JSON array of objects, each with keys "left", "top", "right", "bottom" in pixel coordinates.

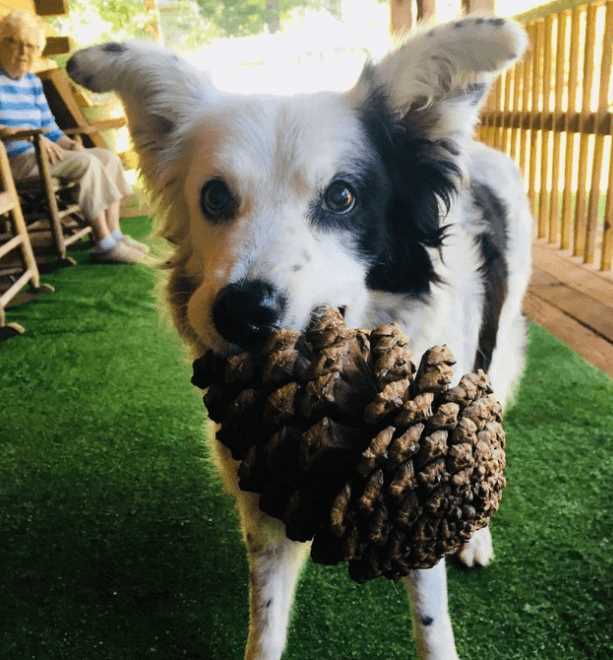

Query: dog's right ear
[{"left": 67, "top": 41, "right": 217, "bottom": 188}]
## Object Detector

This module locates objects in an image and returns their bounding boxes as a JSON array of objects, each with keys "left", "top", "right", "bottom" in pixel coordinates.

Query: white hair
[{"left": 0, "top": 11, "right": 46, "bottom": 52}]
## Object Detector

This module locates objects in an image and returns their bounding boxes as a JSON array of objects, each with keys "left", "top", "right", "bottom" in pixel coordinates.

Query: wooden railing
[{"left": 478, "top": 0, "right": 613, "bottom": 272}]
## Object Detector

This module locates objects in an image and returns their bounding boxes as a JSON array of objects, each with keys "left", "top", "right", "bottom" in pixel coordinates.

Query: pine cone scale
[{"left": 192, "top": 306, "right": 507, "bottom": 582}]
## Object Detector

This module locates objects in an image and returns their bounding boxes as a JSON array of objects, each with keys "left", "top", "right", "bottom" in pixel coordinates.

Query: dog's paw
[
  {"left": 457, "top": 526, "right": 494, "bottom": 568},
  {"left": 424, "top": 16, "right": 528, "bottom": 73}
]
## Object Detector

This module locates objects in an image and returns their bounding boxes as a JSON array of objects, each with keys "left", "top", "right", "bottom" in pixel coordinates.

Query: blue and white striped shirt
[{"left": 0, "top": 70, "right": 64, "bottom": 157}]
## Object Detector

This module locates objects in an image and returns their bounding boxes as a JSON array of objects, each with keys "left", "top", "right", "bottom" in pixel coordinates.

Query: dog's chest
[{"left": 363, "top": 278, "right": 482, "bottom": 383}]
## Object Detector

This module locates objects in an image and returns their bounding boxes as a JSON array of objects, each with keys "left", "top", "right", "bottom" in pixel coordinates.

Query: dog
[{"left": 67, "top": 15, "right": 532, "bottom": 659}]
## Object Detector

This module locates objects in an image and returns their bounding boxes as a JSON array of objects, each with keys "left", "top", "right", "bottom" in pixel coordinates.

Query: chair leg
[
  {"left": 29, "top": 281, "right": 55, "bottom": 293},
  {"left": 0, "top": 305, "right": 26, "bottom": 339},
  {"left": 32, "top": 134, "right": 68, "bottom": 262},
  {"left": 0, "top": 321, "right": 26, "bottom": 339}
]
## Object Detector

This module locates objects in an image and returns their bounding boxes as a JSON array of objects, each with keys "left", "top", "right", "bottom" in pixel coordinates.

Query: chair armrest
[
  {"left": 1, "top": 128, "right": 44, "bottom": 141},
  {"left": 63, "top": 118, "right": 126, "bottom": 136}
]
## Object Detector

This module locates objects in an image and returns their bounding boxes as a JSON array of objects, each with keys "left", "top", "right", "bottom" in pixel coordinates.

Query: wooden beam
[
  {"left": 42, "top": 36, "right": 71, "bottom": 56},
  {"left": 524, "top": 292, "right": 613, "bottom": 378},
  {"left": 34, "top": 0, "right": 68, "bottom": 16},
  {"left": 479, "top": 110, "right": 612, "bottom": 137},
  {"left": 418, "top": 0, "right": 437, "bottom": 21},
  {"left": 530, "top": 269, "right": 613, "bottom": 342},
  {"left": 0, "top": 1, "right": 36, "bottom": 15},
  {"left": 533, "top": 241, "right": 613, "bottom": 307},
  {"left": 390, "top": 0, "right": 417, "bottom": 34},
  {"left": 37, "top": 68, "right": 109, "bottom": 150},
  {"left": 143, "top": 0, "right": 163, "bottom": 42},
  {"left": 516, "top": 0, "right": 592, "bottom": 24},
  {"left": 464, "top": 0, "right": 495, "bottom": 12}
]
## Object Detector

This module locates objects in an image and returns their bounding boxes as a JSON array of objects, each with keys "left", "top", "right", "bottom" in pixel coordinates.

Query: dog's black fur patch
[
  {"left": 102, "top": 42, "right": 127, "bottom": 53},
  {"left": 355, "top": 86, "right": 460, "bottom": 298},
  {"left": 471, "top": 181, "right": 509, "bottom": 372}
]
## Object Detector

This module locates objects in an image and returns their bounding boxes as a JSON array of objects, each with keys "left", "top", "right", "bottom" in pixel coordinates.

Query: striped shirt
[{"left": 0, "top": 70, "right": 64, "bottom": 157}]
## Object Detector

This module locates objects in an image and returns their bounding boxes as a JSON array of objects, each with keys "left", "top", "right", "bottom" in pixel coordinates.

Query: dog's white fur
[{"left": 69, "top": 16, "right": 532, "bottom": 659}]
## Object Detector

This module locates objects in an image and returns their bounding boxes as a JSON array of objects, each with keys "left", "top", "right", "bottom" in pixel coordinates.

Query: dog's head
[{"left": 67, "top": 18, "right": 526, "bottom": 354}]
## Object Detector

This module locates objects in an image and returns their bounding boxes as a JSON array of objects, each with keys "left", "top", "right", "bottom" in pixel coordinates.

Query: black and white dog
[{"left": 68, "top": 16, "right": 532, "bottom": 659}]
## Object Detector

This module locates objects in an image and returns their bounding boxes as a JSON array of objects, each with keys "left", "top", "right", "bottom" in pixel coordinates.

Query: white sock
[
  {"left": 111, "top": 229, "right": 124, "bottom": 242},
  {"left": 93, "top": 235, "right": 117, "bottom": 253}
]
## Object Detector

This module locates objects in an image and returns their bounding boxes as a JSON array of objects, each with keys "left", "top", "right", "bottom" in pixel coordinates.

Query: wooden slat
[
  {"left": 63, "top": 227, "right": 92, "bottom": 247},
  {"left": 63, "top": 118, "right": 126, "bottom": 135},
  {"left": 487, "top": 77, "right": 500, "bottom": 147},
  {"left": 479, "top": 109, "right": 612, "bottom": 135},
  {"left": 57, "top": 204, "right": 81, "bottom": 220},
  {"left": 517, "top": 0, "right": 597, "bottom": 23},
  {"left": 489, "top": 74, "right": 499, "bottom": 149},
  {"left": 538, "top": 13, "right": 555, "bottom": 238},
  {"left": 0, "top": 190, "right": 15, "bottom": 215},
  {"left": 529, "top": 20, "right": 545, "bottom": 218},
  {"left": 573, "top": 3, "right": 598, "bottom": 258},
  {"left": 465, "top": 0, "right": 495, "bottom": 10},
  {"left": 585, "top": 0, "right": 613, "bottom": 265},
  {"left": 502, "top": 65, "right": 514, "bottom": 155},
  {"left": 42, "top": 36, "right": 71, "bottom": 56},
  {"left": 0, "top": 1, "right": 36, "bottom": 15},
  {"left": 0, "top": 270, "right": 32, "bottom": 308},
  {"left": 390, "top": 0, "right": 416, "bottom": 34},
  {"left": 602, "top": 132, "right": 613, "bottom": 270},
  {"left": 530, "top": 268, "right": 613, "bottom": 341},
  {"left": 549, "top": 9, "right": 569, "bottom": 244},
  {"left": 520, "top": 23, "right": 536, "bottom": 182},
  {"left": 38, "top": 69, "right": 112, "bottom": 150},
  {"left": 509, "top": 61, "right": 520, "bottom": 162},
  {"left": 560, "top": 6, "right": 581, "bottom": 250},
  {"left": 0, "top": 139, "right": 39, "bottom": 290},
  {"left": 495, "top": 71, "right": 507, "bottom": 152},
  {"left": 0, "top": 234, "right": 22, "bottom": 259},
  {"left": 524, "top": 291, "right": 613, "bottom": 377},
  {"left": 533, "top": 241, "right": 613, "bottom": 306},
  {"left": 34, "top": 0, "right": 68, "bottom": 16}
]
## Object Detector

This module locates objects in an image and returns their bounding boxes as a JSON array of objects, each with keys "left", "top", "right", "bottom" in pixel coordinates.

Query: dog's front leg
[
  {"left": 242, "top": 512, "right": 309, "bottom": 660},
  {"left": 404, "top": 559, "right": 459, "bottom": 660}
]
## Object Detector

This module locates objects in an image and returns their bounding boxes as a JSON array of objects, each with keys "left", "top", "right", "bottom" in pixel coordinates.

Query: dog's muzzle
[{"left": 212, "top": 279, "right": 286, "bottom": 349}]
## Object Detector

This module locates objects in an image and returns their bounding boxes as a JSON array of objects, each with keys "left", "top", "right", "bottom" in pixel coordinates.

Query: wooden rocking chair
[
  {"left": 0, "top": 139, "right": 53, "bottom": 340},
  {"left": 6, "top": 127, "right": 92, "bottom": 267},
  {"left": 5, "top": 117, "right": 127, "bottom": 266}
]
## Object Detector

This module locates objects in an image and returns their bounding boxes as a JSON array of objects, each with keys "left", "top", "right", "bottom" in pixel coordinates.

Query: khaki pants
[{"left": 10, "top": 147, "right": 131, "bottom": 222}]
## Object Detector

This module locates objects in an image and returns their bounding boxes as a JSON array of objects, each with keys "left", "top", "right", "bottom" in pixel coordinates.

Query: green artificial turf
[{"left": 1, "top": 216, "right": 612, "bottom": 659}]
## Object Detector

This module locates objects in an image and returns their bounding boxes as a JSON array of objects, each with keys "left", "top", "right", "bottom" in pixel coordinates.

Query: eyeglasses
[{"left": 2, "top": 36, "right": 39, "bottom": 54}]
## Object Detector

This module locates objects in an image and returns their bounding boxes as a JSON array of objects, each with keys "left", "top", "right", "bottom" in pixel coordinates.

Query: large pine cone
[{"left": 192, "top": 307, "right": 506, "bottom": 582}]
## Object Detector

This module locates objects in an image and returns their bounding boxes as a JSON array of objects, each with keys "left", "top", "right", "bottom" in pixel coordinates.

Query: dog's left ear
[
  {"left": 67, "top": 41, "right": 217, "bottom": 188},
  {"left": 350, "top": 16, "right": 527, "bottom": 148}
]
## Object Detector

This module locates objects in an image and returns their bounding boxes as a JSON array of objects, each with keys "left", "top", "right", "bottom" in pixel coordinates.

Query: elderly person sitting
[{"left": 0, "top": 11, "right": 146, "bottom": 263}]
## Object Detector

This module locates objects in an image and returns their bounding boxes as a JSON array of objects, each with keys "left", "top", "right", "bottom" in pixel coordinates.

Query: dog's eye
[
  {"left": 201, "top": 179, "right": 236, "bottom": 221},
  {"left": 323, "top": 181, "right": 356, "bottom": 214}
]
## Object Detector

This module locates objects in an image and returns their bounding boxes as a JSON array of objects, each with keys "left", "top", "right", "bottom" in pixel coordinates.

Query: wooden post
[
  {"left": 586, "top": 0, "right": 612, "bottom": 266},
  {"left": 548, "top": 10, "right": 569, "bottom": 245},
  {"left": 572, "top": 2, "right": 598, "bottom": 259},
  {"left": 392, "top": 0, "right": 464, "bottom": 28},
  {"left": 34, "top": 0, "right": 68, "bottom": 16},
  {"left": 560, "top": 6, "right": 581, "bottom": 251},
  {"left": 418, "top": 0, "right": 438, "bottom": 21},
  {"left": 143, "top": 0, "right": 163, "bottom": 43},
  {"left": 390, "top": 0, "right": 417, "bottom": 34},
  {"left": 463, "top": 0, "right": 495, "bottom": 12}
]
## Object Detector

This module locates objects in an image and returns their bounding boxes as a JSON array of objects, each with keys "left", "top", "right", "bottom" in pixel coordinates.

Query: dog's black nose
[{"left": 212, "top": 280, "right": 286, "bottom": 348}]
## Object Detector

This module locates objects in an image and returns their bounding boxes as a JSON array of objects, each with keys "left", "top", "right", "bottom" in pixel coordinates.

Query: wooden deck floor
[{"left": 524, "top": 241, "right": 613, "bottom": 378}]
